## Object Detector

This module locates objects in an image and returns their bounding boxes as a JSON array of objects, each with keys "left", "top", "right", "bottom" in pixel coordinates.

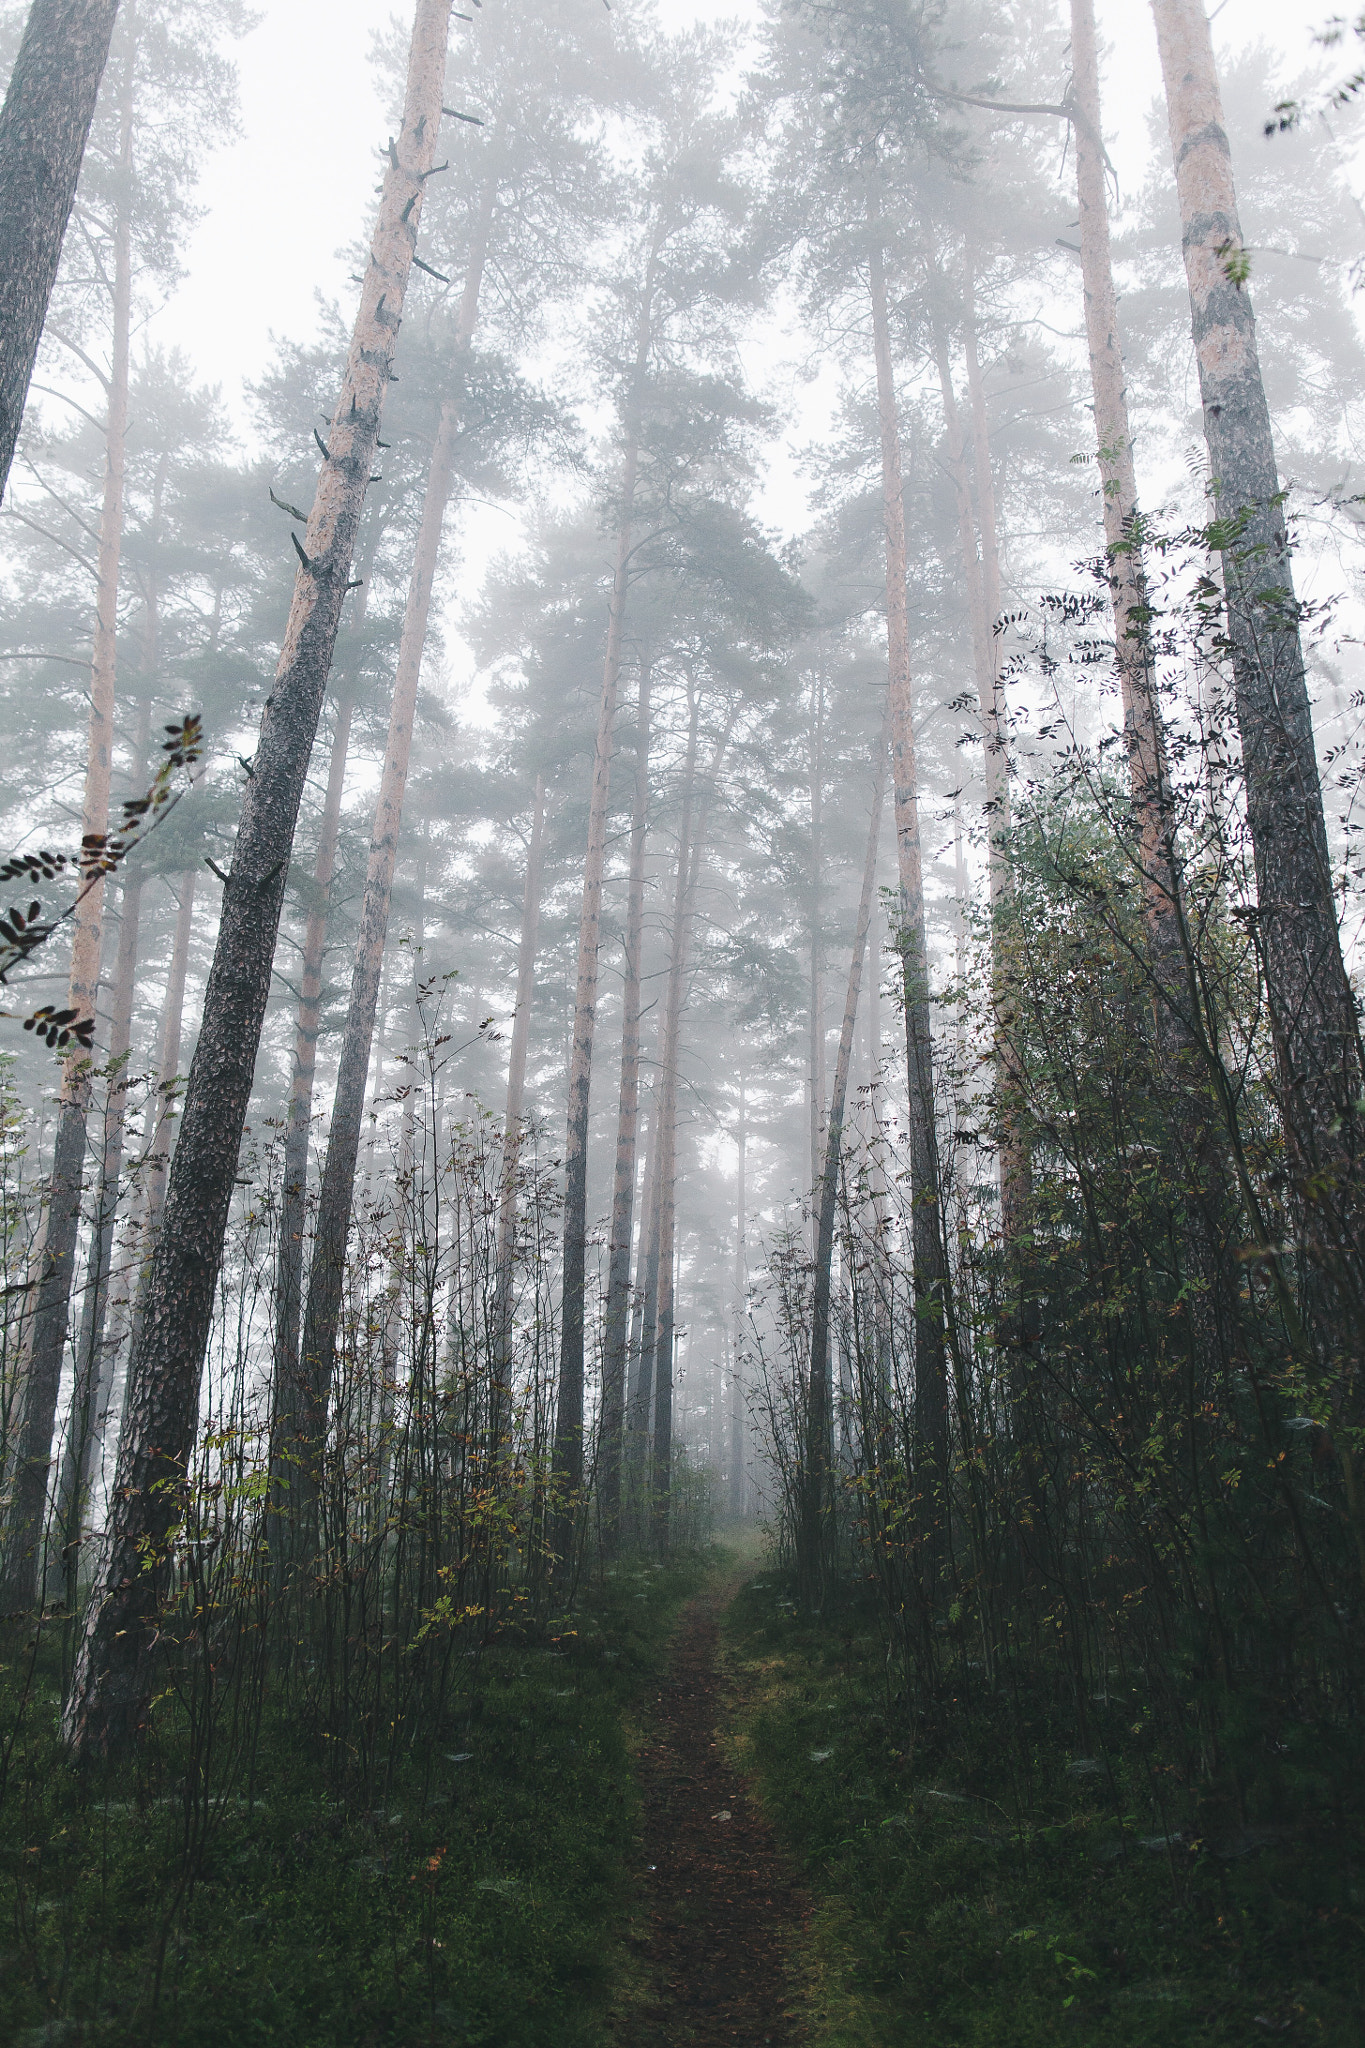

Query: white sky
[
  {"left": 173, "top": 0, "right": 1317, "bottom": 484},
  {"left": 153, "top": 0, "right": 1326, "bottom": 721}
]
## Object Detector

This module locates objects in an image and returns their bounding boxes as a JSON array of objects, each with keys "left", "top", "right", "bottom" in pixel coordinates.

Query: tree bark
[
  {"left": 54, "top": 701, "right": 149, "bottom": 1575},
  {"left": 285, "top": 396, "right": 460, "bottom": 1539},
  {"left": 274, "top": 168, "right": 494, "bottom": 1412},
  {"left": 626, "top": 1095, "right": 660, "bottom": 1502},
  {"left": 1072, "top": 0, "right": 1186, "bottom": 1005},
  {"left": 598, "top": 662, "right": 651, "bottom": 1553},
  {"left": 272, "top": 524, "right": 382, "bottom": 1409},
  {"left": 936, "top": 301, "right": 1037, "bottom": 1350},
  {"left": 729, "top": 1071, "right": 746, "bottom": 1521},
  {"left": 808, "top": 675, "right": 826, "bottom": 1210},
  {"left": 63, "top": 0, "right": 455, "bottom": 1754},
  {"left": 800, "top": 720, "right": 887, "bottom": 1607},
  {"left": 0, "top": 0, "right": 121, "bottom": 502},
  {"left": 1150, "top": 0, "right": 1365, "bottom": 1365},
  {"left": 650, "top": 696, "right": 733, "bottom": 1552},
  {"left": 491, "top": 773, "right": 547, "bottom": 1407},
  {"left": 551, "top": 427, "right": 642, "bottom": 1547},
  {"left": 647, "top": 692, "right": 701, "bottom": 1552},
  {"left": 136, "top": 869, "right": 196, "bottom": 1262},
  {"left": 0, "top": 36, "right": 132, "bottom": 1613},
  {"left": 867, "top": 213, "right": 950, "bottom": 1490},
  {"left": 272, "top": 686, "right": 356, "bottom": 1403}
]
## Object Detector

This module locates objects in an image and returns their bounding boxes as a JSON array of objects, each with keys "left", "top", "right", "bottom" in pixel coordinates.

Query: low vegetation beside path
[
  {"left": 0, "top": 1555, "right": 706, "bottom": 2048},
  {"left": 722, "top": 1574, "right": 1365, "bottom": 2048}
]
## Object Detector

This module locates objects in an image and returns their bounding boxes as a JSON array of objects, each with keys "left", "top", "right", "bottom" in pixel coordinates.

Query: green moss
[
  {"left": 722, "top": 1572, "right": 1365, "bottom": 2047},
  {"left": 0, "top": 1554, "right": 706, "bottom": 2047}
]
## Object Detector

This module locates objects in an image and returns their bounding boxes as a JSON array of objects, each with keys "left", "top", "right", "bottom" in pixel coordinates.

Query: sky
[
  {"left": 173, "top": 0, "right": 1321, "bottom": 482},
  {"left": 147, "top": 0, "right": 1334, "bottom": 720}
]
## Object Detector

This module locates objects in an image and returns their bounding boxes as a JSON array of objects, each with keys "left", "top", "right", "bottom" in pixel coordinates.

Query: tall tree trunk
[
  {"left": 491, "top": 774, "right": 547, "bottom": 1411},
  {"left": 650, "top": 696, "right": 734, "bottom": 1553},
  {"left": 273, "top": 521, "right": 383, "bottom": 1405},
  {"left": 551, "top": 414, "right": 644, "bottom": 1553},
  {"left": 0, "top": 37, "right": 132, "bottom": 1612},
  {"left": 137, "top": 870, "right": 196, "bottom": 1262},
  {"left": 598, "top": 663, "right": 651, "bottom": 1553},
  {"left": 54, "top": 697, "right": 151, "bottom": 1577},
  {"left": 952, "top": 797, "right": 968, "bottom": 1004},
  {"left": 729, "top": 1071, "right": 746, "bottom": 1522},
  {"left": 63, "top": 0, "right": 455, "bottom": 1754},
  {"left": 285, "top": 398, "right": 460, "bottom": 1540},
  {"left": 808, "top": 675, "right": 825, "bottom": 1209},
  {"left": 867, "top": 209, "right": 950, "bottom": 1500},
  {"left": 626, "top": 1094, "right": 660, "bottom": 1510},
  {"left": 646, "top": 692, "right": 701, "bottom": 1553},
  {"left": 0, "top": 0, "right": 121, "bottom": 501},
  {"left": 800, "top": 720, "right": 887, "bottom": 1607},
  {"left": 273, "top": 168, "right": 495, "bottom": 1410},
  {"left": 272, "top": 684, "right": 357, "bottom": 1404},
  {"left": 1072, "top": 0, "right": 1185, "bottom": 1004},
  {"left": 116, "top": 869, "right": 197, "bottom": 1410},
  {"left": 1150, "top": 0, "right": 1365, "bottom": 1369},
  {"left": 936, "top": 299, "right": 1037, "bottom": 1350},
  {"left": 60, "top": 459, "right": 171, "bottom": 1560},
  {"left": 56, "top": 865, "right": 139, "bottom": 1555}
]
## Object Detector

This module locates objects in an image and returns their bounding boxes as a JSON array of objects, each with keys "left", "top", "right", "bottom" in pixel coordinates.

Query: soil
[{"left": 622, "top": 1579, "right": 808, "bottom": 2046}]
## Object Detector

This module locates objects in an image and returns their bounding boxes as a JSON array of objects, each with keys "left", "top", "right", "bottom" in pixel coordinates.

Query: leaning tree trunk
[
  {"left": 283, "top": 397, "right": 460, "bottom": 1549},
  {"left": 551, "top": 416, "right": 643, "bottom": 1557},
  {"left": 1150, "top": 0, "right": 1365, "bottom": 1382},
  {"left": 276, "top": 164, "right": 497, "bottom": 1443},
  {"left": 273, "top": 521, "right": 383, "bottom": 1404},
  {"left": 491, "top": 773, "right": 547, "bottom": 1415},
  {"left": 0, "top": 45, "right": 132, "bottom": 1614},
  {"left": 867, "top": 219, "right": 951, "bottom": 1496},
  {"left": 0, "top": 0, "right": 121, "bottom": 502},
  {"left": 63, "top": 0, "right": 455, "bottom": 1756},
  {"left": 799, "top": 719, "right": 887, "bottom": 1609},
  {"left": 598, "top": 664, "right": 652, "bottom": 1553},
  {"left": 272, "top": 684, "right": 358, "bottom": 1403},
  {"left": 272, "top": 167, "right": 498, "bottom": 1408}
]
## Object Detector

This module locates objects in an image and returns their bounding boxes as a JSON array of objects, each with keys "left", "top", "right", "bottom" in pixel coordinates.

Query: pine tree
[
  {"left": 0, "top": 0, "right": 120, "bottom": 500},
  {"left": 62, "top": 0, "right": 457, "bottom": 1755},
  {"left": 1151, "top": 0, "right": 1365, "bottom": 1412}
]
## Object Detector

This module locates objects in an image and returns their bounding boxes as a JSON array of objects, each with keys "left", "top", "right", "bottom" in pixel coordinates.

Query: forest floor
[
  {"left": 724, "top": 1570, "right": 1365, "bottom": 2047},
  {"left": 3, "top": 1545, "right": 1362, "bottom": 2045},
  {"left": 616, "top": 1550, "right": 809, "bottom": 2047}
]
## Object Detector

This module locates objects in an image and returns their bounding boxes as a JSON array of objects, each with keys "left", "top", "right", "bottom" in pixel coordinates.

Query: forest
[{"left": 0, "top": 0, "right": 1360, "bottom": 2040}]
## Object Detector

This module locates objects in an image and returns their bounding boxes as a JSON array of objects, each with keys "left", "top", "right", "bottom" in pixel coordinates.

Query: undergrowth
[
  {"left": 723, "top": 1570, "right": 1365, "bottom": 2046},
  {"left": 0, "top": 1552, "right": 706, "bottom": 2047}
]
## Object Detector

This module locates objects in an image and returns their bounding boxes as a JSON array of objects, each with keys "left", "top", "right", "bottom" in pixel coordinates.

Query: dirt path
[{"left": 622, "top": 1577, "right": 807, "bottom": 2047}]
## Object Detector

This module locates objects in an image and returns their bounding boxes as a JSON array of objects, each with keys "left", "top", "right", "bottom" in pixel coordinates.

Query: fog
[{"left": 0, "top": 4, "right": 1361, "bottom": 2033}]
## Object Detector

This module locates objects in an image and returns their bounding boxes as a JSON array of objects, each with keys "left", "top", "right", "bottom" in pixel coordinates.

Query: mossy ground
[
  {"left": 722, "top": 1570, "right": 1365, "bottom": 2047},
  {"left": 0, "top": 1553, "right": 707, "bottom": 2048}
]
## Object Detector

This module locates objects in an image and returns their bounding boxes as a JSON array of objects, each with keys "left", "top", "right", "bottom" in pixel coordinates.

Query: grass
[
  {"left": 722, "top": 1569, "right": 1365, "bottom": 2046},
  {"left": 0, "top": 1552, "right": 706, "bottom": 2047}
]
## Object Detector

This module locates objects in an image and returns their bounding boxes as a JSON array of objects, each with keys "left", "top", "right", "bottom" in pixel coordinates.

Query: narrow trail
[{"left": 622, "top": 1574, "right": 808, "bottom": 2047}]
